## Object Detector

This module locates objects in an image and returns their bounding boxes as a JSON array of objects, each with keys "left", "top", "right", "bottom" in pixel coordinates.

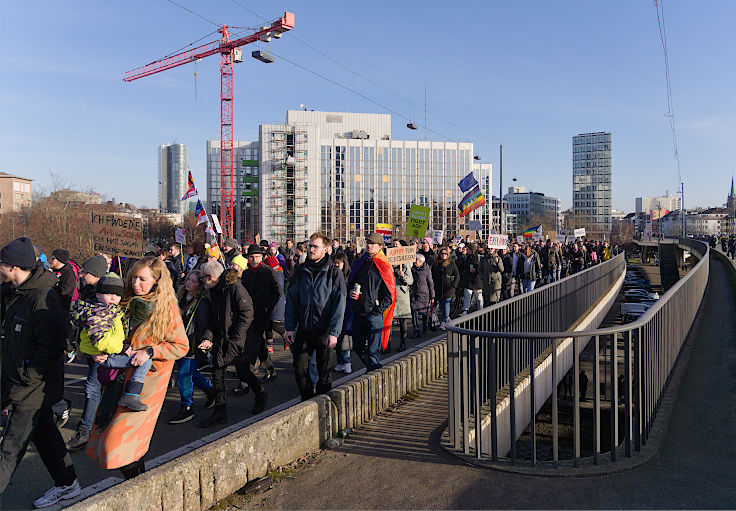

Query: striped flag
[
  {"left": 523, "top": 224, "right": 542, "bottom": 237},
  {"left": 181, "top": 171, "right": 198, "bottom": 200},
  {"left": 195, "top": 199, "right": 207, "bottom": 226},
  {"left": 458, "top": 185, "right": 486, "bottom": 217}
]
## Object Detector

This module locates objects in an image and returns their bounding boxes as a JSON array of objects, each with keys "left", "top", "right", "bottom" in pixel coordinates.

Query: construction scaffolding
[{"left": 266, "top": 125, "right": 309, "bottom": 243}]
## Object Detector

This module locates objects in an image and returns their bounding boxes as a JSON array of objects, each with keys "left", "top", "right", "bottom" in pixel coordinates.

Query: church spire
[{"left": 731, "top": 175, "right": 735, "bottom": 198}]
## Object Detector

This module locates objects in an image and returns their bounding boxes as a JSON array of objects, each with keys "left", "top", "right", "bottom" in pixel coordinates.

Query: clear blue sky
[{"left": 2, "top": 1, "right": 734, "bottom": 212}]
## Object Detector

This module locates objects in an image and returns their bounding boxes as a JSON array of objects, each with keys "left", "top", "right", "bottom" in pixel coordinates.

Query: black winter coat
[
  {"left": 241, "top": 264, "right": 281, "bottom": 331},
  {"left": 202, "top": 269, "right": 255, "bottom": 367},
  {"left": 53, "top": 263, "right": 77, "bottom": 311},
  {"left": 410, "top": 263, "right": 434, "bottom": 313},
  {"left": 432, "top": 260, "right": 460, "bottom": 300},
  {"left": 1, "top": 266, "right": 66, "bottom": 410},
  {"left": 459, "top": 253, "right": 483, "bottom": 290},
  {"left": 179, "top": 293, "right": 210, "bottom": 358}
]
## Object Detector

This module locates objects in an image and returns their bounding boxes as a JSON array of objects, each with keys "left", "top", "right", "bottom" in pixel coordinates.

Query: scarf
[
  {"left": 128, "top": 297, "right": 156, "bottom": 330},
  {"left": 305, "top": 254, "right": 330, "bottom": 273}
]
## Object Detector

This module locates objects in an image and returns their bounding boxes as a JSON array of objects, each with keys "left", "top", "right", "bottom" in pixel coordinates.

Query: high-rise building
[
  {"left": 159, "top": 143, "right": 188, "bottom": 215},
  {"left": 206, "top": 140, "right": 260, "bottom": 241},
  {"left": 572, "top": 132, "right": 612, "bottom": 239},
  {"left": 209, "top": 111, "right": 492, "bottom": 244},
  {"left": 635, "top": 195, "right": 680, "bottom": 215}
]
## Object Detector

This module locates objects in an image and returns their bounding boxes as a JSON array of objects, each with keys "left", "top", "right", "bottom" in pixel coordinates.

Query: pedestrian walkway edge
[{"left": 64, "top": 338, "right": 449, "bottom": 511}]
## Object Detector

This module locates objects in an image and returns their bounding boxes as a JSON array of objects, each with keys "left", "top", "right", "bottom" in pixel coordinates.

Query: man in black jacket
[
  {"left": 0, "top": 238, "right": 80, "bottom": 507},
  {"left": 199, "top": 261, "right": 264, "bottom": 427},
  {"left": 235, "top": 244, "right": 280, "bottom": 393}
]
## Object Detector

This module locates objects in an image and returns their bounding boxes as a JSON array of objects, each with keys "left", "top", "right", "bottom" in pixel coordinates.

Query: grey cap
[{"left": 82, "top": 255, "right": 108, "bottom": 278}]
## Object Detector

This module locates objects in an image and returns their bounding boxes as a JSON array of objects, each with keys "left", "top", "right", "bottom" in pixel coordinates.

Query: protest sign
[
  {"left": 90, "top": 212, "right": 144, "bottom": 258},
  {"left": 458, "top": 229, "right": 473, "bottom": 239},
  {"left": 432, "top": 229, "right": 444, "bottom": 245},
  {"left": 556, "top": 234, "right": 568, "bottom": 243},
  {"left": 406, "top": 205, "right": 430, "bottom": 239},
  {"left": 468, "top": 220, "right": 482, "bottom": 231},
  {"left": 175, "top": 228, "right": 186, "bottom": 245},
  {"left": 487, "top": 234, "right": 509, "bottom": 250},
  {"left": 355, "top": 236, "right": 366, "bottom": 252},
  {"left": 385, "top": 244, "right": 417, "bottom": 266},
  {"left": 573, "top": 227, "right": 586, "bottom": 238},
  {"left": 211, "top": 214, "right": 223, "bottom": 234},
  {"left": 376, "top": 223, "right": 393, "bottom": 244}
]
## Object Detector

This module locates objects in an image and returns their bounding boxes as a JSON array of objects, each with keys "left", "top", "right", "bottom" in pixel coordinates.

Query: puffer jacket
[
  {"left": 485, "top": 252, "right": 505, "bottom": 292},
  {"left": 1, "top": 266, "right": 66, "bottom": 410},
  {"left": 393, "top": 263, "right": 414, "bottom": 319},
  {"left": 202, "top": 268, "right": 255, "bottom": 367},
  {"left": 410, "top": 263, "right": 434, "bottom": 313},
  {"left": 286, "top": 257, "right": 346, "bottom": 337}
]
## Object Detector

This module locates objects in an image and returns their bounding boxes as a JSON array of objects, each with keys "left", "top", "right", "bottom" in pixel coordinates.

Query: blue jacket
[{"left": 285, "top": 257, "right": 346, "bottom": 337}]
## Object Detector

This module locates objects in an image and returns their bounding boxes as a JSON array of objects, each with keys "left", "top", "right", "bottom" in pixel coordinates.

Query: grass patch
[{"left": 267, "top": 466, "right": 294, "bottom": 483}]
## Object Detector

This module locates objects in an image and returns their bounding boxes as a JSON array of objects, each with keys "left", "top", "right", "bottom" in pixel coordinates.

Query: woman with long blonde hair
[{"left": 86, "top": 257, "right": 188, "bottom": 479}]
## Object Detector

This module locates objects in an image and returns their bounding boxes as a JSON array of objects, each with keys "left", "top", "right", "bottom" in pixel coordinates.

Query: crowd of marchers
[{"left": 0, "top": 231, "right": 616, "bottom": 507}]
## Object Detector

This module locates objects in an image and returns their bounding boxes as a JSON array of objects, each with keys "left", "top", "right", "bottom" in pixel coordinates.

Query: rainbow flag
[
  {"left": 523, "top": 224, "right": 542, "bottom": 237},
  {"left": 458, "top": 185, "right": 485, "bottom": 217}
]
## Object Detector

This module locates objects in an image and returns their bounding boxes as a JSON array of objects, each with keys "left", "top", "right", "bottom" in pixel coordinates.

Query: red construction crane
[{"left": 124, "top": 12, "right": 295, "bottom": 240}]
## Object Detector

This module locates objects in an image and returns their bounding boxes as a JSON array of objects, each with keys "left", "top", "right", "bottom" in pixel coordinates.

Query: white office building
[
  {"left": 635, "top": 195, "right": 680, "bottom": 216},
  {"left": 159, "top": 143, "right": 188, "bottom": 215},
  {"left": 503, "top": 186, "right": 560, "bottom": 232}
]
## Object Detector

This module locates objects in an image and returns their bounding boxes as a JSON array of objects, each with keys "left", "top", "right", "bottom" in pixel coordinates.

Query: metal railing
[{"left": 446, "top": 239, "right": 709, "bottom": 468}]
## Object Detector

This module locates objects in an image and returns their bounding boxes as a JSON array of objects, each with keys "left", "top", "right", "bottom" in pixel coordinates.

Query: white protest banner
[
  {"left": 573, "top": 227, "right": 586, "bottom": 238},
  {"left": 211, "top": 214, "right": 223, "bottom": 234},
  {"left": 556, "top": 234, "right": 568, "bottom": 243},
  {"left": 432, "top": 229, "right": 444, "bottom": 245},
  {"left": 90, "top": 212, "right": 144, "bottom": 258},
  {"left": 175, "top": 228, "right": 187, "bottom": 245},
  {"left": 487, "top": 234, "right": 509, "bottom": 250},
  {"left": 385, "top": 244, "right": 417, "bottom": 266}
]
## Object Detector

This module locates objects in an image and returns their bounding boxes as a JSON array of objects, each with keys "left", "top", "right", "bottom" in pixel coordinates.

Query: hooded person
[{"left": 345, "top": 232, "right": 397, "bottom": 371}]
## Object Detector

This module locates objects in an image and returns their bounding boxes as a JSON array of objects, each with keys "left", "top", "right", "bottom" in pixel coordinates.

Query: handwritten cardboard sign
[
  {"left": 90, "top": 212, "right": 144, "bottom": 258},
  {"left": 574, "top": 228, "right": 586, "bottom": 238},
  {"left": 385, "top": 244, "right": 417, "bottom": 266},
  {"left": 406, "top": 205, "right": 430, "bottom": 239},
  {"left": 432, "top": 229, "right": 444, "bottom": 245}
]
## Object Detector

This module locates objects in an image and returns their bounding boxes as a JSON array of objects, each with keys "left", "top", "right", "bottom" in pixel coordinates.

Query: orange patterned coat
[{"left": 86, "top": 310, "right": 188, "bottom": 469}]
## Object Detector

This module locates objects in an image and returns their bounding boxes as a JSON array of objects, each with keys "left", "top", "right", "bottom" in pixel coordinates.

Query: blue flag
[{"left": 458, "top": 172, "right": 478, "bottom": 193}]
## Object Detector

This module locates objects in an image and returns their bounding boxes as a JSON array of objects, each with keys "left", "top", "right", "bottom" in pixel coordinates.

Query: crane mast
[{"left": 124, "top": 12, "right": 295, "bottom": 239}]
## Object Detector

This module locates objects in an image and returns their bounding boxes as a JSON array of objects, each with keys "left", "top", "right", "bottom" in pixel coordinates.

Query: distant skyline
[{"left": 2, "top": 1, "right": 735, "bottom": 212}]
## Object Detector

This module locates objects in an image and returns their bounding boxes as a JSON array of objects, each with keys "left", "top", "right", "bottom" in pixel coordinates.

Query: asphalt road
[{"left": 0, "top": 322, "right": 445, "bottom": 511}]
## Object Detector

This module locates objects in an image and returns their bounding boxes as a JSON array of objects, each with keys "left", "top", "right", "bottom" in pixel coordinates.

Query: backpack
[{"left": 68, "top": 259, "right": 81, "bottom": 301}]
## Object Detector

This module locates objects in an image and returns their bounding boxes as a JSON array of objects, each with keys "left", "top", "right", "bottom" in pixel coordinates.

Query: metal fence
[{"left": 446, "top": 239, "right": 709, "bottom": 468}]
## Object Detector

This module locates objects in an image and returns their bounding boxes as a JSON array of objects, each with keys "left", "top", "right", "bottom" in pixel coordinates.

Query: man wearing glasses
[{"left": 284, "top": 233, "right": 346, "bottom": 401}]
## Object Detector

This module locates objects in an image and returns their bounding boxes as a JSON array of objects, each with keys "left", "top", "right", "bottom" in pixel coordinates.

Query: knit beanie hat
[
  {"left": 82, "top": 255, "right": 108, "bottom": 278},
  {"left": 96, "top": 273, "right": 125, "bottom": 296},
  {"left": 52, "top": 249, "right": 71, "bottom": 264},
  {"left": 224, "top": 238, "right": 239, "bottom": 249},
  {"left": 0, "top": 237, "right": 37, "bottom": 268}
]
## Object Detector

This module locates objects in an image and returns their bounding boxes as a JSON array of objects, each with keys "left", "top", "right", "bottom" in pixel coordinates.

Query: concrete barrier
[{"left": 66, "top": 338, "right": 449, "bottom": 511}]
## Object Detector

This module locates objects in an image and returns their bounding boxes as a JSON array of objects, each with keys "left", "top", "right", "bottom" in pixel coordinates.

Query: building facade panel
[{"left": 572, "top": 132, "right": 612, "bottom": 239}]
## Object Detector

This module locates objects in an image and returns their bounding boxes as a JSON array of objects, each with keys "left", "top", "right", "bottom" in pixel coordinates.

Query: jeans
[
  {"left": 99, "top": 353, "right": 152, "bottom": 383},
  {"left": 352, "top": 313, "right": 384, "bottom": 370},
  {"left": 462, "top": 288, "right": 484, "bottom": 312},
  {"left": 176, "top": 358, "right": 212, "bottom": 407},
  {"left": 440, "top": 297, "right": 452, "bottom": 323},
  {"left": 547, "top": 268, "right": 558, "bottom": 284},
  {"left": 80, "top": 357, "right": 102, "bottom": 431},
  {"left": 412, "top": 310, "right": 429, "bottom": 335},
  {"left": 0, "top": 406, "right": 77, "bottom": 493},
  {"left": 335, "top": 334, "right": 351, "bottom": 364},
  {"left": 521, "top": 279, "right": 536, "bottom": 293},
  {"left": 291, "top": 329, "right": 332, "bottom": 401}
]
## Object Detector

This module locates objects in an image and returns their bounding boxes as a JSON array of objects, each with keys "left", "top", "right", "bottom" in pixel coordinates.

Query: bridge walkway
[{"left": 232, "top": 253, "right": 736, "bottom": 510}]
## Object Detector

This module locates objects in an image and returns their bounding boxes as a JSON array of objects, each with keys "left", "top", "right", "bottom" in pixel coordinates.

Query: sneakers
[
  {"left": 66, "top": 428, "right": 90, "bottom": 451},
  {"left": 169, "top": 406, "right": 194, "bottom": 424},
  {"left": 266, "top": 339, "right": 274, "bottom": 353},
  {"left": 440, "top": 322, "right": 447, "bottom": 331},
  {"left": 260, "top": 367, "right": 277, "bottom": 384},
  {"left": 460, "top": 310, "right": 468, "bottom": 317},
  {"left": 33, "top": 479, "right": 81, "bottom": 508},
  {"left": 231, "top": 383, "right": 250, "bottom": 395},
  {"left": 334, "top": 363, "right": 353, "bottom": 374},
  {"left": 65, "top": 349, "right": 77, "bottom": 364}
]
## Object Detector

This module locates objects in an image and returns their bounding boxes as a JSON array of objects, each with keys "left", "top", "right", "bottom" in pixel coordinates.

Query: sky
[{"left": 2, "top": 1, "right": 734, "bottom": 212}]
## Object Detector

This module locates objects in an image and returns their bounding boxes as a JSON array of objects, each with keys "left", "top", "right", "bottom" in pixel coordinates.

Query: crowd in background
[{"left": 0, "top": 230, "right": 617, "bottom": 507}]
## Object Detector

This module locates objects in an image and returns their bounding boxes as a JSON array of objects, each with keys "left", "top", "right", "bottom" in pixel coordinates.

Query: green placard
[
  {"left": 242, "top": 190, "right": 259, "bottom": 197},
  {"left": 241, "top": 159, "right": 259, "bottom": 167},
  {"left": 406, "top": 204, "right": 430, "bottom": 238}
]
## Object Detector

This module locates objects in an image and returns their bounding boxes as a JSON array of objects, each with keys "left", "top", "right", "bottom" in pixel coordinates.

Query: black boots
[
  {"left": 252, "top": 390, "right": 268, "bottom": 415},
  {"left": 199, "top": 405, "right": 227, "bottom": 428}
]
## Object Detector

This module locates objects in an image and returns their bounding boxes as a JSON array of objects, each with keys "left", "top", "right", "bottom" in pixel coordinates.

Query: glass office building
[
  {"left": 159, "top": 143, "right": 188, "bottom": 215},
  {"left": 572, "top": 132, "right": 612, "bottom": 239}
]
